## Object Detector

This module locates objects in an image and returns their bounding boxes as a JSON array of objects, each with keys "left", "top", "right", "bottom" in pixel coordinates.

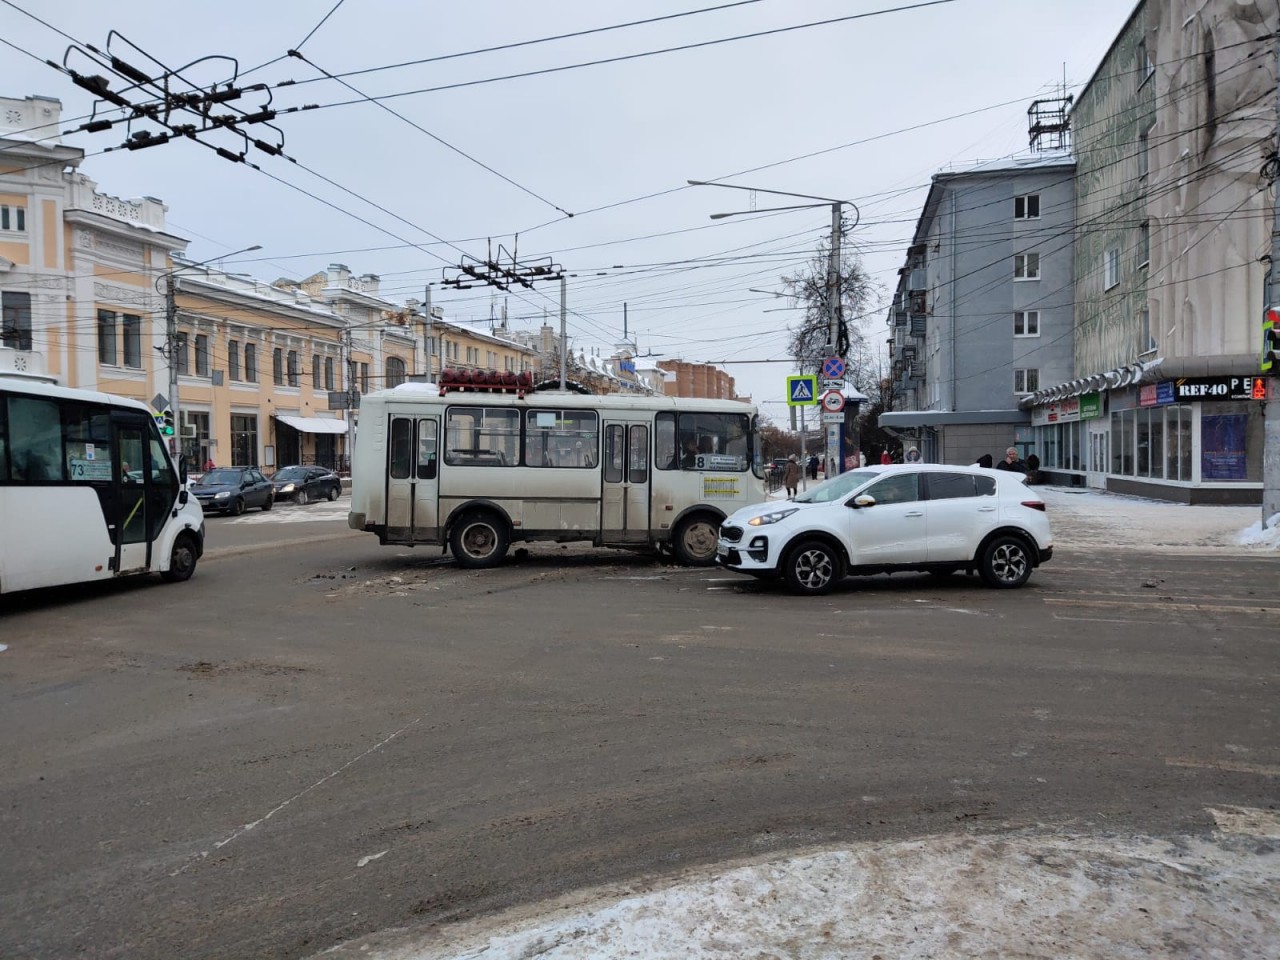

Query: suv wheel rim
[
  {"left": 990, "top": 542, "right": 1027, "bottom": 583},
  {"left": 795, "top": 548, "right": 833, "bottom": 589}
]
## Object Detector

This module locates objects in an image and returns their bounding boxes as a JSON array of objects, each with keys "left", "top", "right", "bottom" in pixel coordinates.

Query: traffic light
[
  {"left": 1263, "top": 310, "right": 1280, "bottom": 374},
  {"left": 160, "top": 408, "right": 175, "bottom": 436}
]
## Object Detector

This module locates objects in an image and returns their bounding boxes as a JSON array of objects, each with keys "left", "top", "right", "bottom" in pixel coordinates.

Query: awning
[
  {"left": 274, "top": 414, "right": 348, "bottom": 434},
  {"left": 878, "top": 409, "right": 1028, "bottom": 428}
]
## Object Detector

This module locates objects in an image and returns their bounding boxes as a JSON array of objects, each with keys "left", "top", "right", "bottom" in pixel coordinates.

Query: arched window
[{"left": 385, "top": 356, "right": 406, "bottom": 388}]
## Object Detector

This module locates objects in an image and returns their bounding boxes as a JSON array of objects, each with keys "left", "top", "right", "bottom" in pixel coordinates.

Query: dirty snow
[{"left": 328, "top": 812, "right": 1280, "bottom": 960}]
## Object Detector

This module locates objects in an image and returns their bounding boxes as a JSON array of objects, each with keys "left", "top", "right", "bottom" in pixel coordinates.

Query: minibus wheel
[
  {"left": 161, "top": 532, "right": 200, "bottom": 583},
  {"left": 450, "top": 511, "right": 510, "bottom": 568},
  {"left": 672, "top": 513, "right": 719, "bottom": 566}
]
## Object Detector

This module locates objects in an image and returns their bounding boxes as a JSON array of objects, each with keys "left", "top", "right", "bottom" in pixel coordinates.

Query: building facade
[
  {"left": 656, "top": 360, "right": 740, "bottom": 399},
  {"left": 880, "top": 152, "right": 1077, "bottom": 466},
  {"left": 1025, "top": 0, "right": 1277, "bottom": 503}
]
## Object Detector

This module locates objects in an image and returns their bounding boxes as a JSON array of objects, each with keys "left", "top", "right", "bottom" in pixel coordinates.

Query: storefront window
[
  {"left": 1175, "top": 406, "right": 1192, "bottom": 481},
  {"left": 1149, "top": 408, "right": 1164, "bottom": 479},
  {"left": 1136, "top": 409, "right": 1152, "bottom": 477},
  {"left": 1200, "top": 401, "right": 1262, "bottom": 482}
]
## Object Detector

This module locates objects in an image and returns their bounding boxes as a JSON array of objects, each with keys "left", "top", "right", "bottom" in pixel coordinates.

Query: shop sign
[
  {"left": 1079, "top": 392, "right": 1102, "bottom": 420},
  {"left": 1139, "top": 381, "right": 1176, "bottom": 407},
  {"left": 1173, "top": 375, "right": 1270, "bottom": 401},
  {"left": 1032, "top": 395, "right": 1086, "bottom": 427}
]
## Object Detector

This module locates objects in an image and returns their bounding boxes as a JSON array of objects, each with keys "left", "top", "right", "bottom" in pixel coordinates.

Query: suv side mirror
[{"left": 850, "top": 494, "right": 876, "bottom": 508}]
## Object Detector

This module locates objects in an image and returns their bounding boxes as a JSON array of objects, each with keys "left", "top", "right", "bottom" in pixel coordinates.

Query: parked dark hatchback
[
  {"left": 191, "top": 467, "right": 274, "bottom": 515},
  {"left": 270, "top": 465, "right": 342, "bottom": 504}
]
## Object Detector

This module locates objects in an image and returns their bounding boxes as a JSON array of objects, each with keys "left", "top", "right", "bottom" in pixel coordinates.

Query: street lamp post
[
  {"left": 158, "top": 244, "right": 261, "bottom": 461},
  {"left": 689, "top": 180, "right": 860, "bottom": 475}
]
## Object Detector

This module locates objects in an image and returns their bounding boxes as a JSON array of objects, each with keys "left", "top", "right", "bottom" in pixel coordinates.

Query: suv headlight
[{"left": 748, "top": 507, "right": 798, "bottom": 526}]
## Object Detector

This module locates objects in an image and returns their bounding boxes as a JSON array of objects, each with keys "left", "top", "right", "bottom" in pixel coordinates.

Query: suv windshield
[
  {"left": 792, "top": 469, "right": 878, "bottom": 504},
  {"left": 199, "top": 469, "right": 243, "bottom": 485}
]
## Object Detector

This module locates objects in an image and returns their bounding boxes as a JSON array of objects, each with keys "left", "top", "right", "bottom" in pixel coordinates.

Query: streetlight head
[{"left": 246, "top": 245, "right": 262, "bottom": 252}]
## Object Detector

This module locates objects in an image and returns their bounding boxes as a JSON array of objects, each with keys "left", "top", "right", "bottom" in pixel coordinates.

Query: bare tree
[{"left": 779, "top": 235, "right": 877, "bottom": 382}]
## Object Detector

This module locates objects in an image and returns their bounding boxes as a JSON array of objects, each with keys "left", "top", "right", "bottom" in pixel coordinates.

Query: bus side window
[
  {"left": 8, "top": 396, "right": 65, "bottom": 483},
  {"left": 655, "top": 413, "right": 676, "bottom": 470},
  {"left": 0, "top": 397, "right": 7, "bottom": 481},
  {"left": 417, "top": 419, "right": 437, "bottom": 480}
]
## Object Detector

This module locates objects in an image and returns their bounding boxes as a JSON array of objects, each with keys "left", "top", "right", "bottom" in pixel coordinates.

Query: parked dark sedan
[
  {"left": 191, "top": 466, "right": 274, "bottom": 515},
  {"left": 270, "top": 465, "right": 342, "bottom": 505}
]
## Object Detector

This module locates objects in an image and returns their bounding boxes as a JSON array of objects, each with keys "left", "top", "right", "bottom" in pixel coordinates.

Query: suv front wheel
[{"left": 783, "top": 538, "right": 841, "bottom": 595}]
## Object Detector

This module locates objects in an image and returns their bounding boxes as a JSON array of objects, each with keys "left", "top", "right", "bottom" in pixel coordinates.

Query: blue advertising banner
[{"left": 1200, "top": 414, "right": 1247, "bottom": 480}]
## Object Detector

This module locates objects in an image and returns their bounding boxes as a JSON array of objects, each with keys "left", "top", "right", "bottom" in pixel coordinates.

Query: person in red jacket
[{"left": 880, "top": 449, "right": 893, "bottom": 465}]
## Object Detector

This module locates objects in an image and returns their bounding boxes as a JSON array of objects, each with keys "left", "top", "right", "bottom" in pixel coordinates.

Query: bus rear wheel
[
  {"left": 672, "top": 513, "right": 719, "bottom": 567},
  {"left": 161, "top": 533, "right": 199, "bottom": 583},
  {"left": 450, "top": 511, "right": 510, "bottom": 569}
]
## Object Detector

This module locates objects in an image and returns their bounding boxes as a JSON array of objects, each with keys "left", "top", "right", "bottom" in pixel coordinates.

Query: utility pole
[
  {"left": 343, "top": 325, "right": 355, "bottom": 475},
  {"left": 559, "top": 275, "right": 568, "bottom": 391},
  {"left": 1265, "top": 33, "right": 1280, "bottom": 528},
  {"left": 165, "top": 273, "right": 179, "bottom": 458},
  {"left": 424, "top": 286, "right": 434, "bottom": 384}
]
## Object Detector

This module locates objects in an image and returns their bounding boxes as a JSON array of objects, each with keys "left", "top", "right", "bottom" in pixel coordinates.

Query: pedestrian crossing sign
[{"left": 786, "top": 374, "right": 818, "bottom": 407}]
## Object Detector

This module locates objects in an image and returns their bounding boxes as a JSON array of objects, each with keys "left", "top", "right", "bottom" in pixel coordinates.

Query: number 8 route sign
[
  {"left": 822, "top": 355, "right": 846, "bottom": 379},
  {"left": 821, "top": 390, "right": 845, "bottom": 413}
]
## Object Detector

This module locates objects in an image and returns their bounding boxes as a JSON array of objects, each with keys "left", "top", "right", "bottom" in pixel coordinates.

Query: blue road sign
[
  {"left": 786, "top": 374, "right": 818, "bottom": 406},
  {"left": 822, "top": 356, "right": 846, "bottom": 379}
]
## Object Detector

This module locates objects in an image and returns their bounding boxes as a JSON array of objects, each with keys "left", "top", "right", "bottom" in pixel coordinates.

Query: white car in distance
[{"left": 716, "top": 464, "right": 1054, "bottom": 595}]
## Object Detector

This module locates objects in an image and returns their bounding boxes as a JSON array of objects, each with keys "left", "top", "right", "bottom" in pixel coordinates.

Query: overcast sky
[{"left": 4, "top": 0, "right": 1134, "bottom": 416}]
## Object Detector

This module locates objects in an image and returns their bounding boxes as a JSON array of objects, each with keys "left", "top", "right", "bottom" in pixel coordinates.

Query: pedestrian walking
[{"left": 783, "top": 455, "right": 801, "bottom": 497}]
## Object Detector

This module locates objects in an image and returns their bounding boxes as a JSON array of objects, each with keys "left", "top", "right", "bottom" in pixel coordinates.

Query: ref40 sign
[{"left": 1172, "top": 375, "right": 1270, "bottom": 401}]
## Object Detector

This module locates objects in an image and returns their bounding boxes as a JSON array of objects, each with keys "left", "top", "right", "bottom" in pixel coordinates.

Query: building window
[
  {"left": 360, "top": 362, "right": 369, "bottom": 392},
  {"left": 122, "top": 314, "right": 142, "bottom": 369},
  {"left": 1138, "top": 124, "right": 1152, "bottom": 179},
  {"left": 174, "top": 332, "right": 189, "bottom": 374},
  {"left": 228, "top": 340, "right": 241, "bottom": 381},
  {"left": 0, "top": 204, "right": 25, "bottom": 232},
  {"left": 1014, "top": 194, "right": 1040, "bottom": 219},
  {"left": 1013, "top": 310, "right": 1040, "bottom": 337},
  {"left": 272, "top": 347, "right": 284, "bottom": 385},
  {"left": 1138, "top": 221, "right": 1150, "bottom": 268},
  {"left": 287, "top": 350, "right": 299, "bottom": 387},
  {"left": 244, "top": 343, "right": 257, "bottom": 382},
  {"left": 386, "top": 356, "right": 406, "bottom": 388},
  {"left": 1014, "top": 368, "right": 1039, "bottom": 394},
  {"left": 1140, "top": 306, "right": 1156, "bottom": 354},
  {"left": 1203, "top": 31, "right": 1217, "bottom": 147},
  {"left": 97, "top": 310, "right": 117, "bottom": 365},
  {"left": 1137, "top": 38, "right": 1154, "bottom": 82},
  {"left": 1104, "top": 248, "right": 1120, "bottom": 290},
  {"left": 1013, "top": 253, "right": 1040, "bottom": 280},
  {"left": 1, "top": 291, "right": 32, "bottom": 351},
  {"left": 230, "top": 414, "right": 258, "bottom": 467},
  {"left": 194, "top": 333, "right": 209, "bottom": 376},
  {"left": 324, "top": 356, "right": 335, "bottom": 390},
  {"left": 312, "top": 353, "right": 321, "bottom": 386}
]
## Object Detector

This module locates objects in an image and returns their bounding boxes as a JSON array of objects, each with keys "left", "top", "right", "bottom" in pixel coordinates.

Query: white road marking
[
  {"left": 170, "top": 718, "right": 420, "bottom": 876},
  {"left": 221, "top": 499, "right": 349, "bottom": 525}
]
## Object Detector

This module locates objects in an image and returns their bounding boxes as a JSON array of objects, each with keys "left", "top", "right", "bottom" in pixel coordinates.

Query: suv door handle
[
  {"left": 978, "top": 505, "right": 996, "bottom": 512},
  {"left": 904, "top": 510, "right": 924, "bottom": 518}
]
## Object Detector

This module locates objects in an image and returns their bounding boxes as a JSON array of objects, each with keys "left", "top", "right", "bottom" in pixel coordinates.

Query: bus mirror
[{"left": 178, "top": 454, "right": 189, "bottom": 486}]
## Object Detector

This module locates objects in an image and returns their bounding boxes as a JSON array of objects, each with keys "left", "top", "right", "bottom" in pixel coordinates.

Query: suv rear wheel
[
  {"left": 979, "top": 535, "right": 1032, "bottom": 588},
  {"left": 783, "top": 539, "right": 841, "bottom": 595}
]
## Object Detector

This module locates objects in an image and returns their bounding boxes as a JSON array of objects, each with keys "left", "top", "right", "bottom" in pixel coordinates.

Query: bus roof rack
[{"left": 438, "top": 368, "right": 533, "bottom": 397}]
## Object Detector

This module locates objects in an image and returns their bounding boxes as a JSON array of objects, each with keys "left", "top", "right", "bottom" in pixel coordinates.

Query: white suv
[{"left": 716, "top": 464, "right": 1053, "bottom": 595}]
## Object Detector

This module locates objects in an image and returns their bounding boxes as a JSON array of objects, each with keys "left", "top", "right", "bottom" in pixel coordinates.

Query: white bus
[
  {"left": 0, "top": 377, "right": 206, "bottom": 595},
  {"left": 348, "top": 379, "right": 766, "bottom": 567}
]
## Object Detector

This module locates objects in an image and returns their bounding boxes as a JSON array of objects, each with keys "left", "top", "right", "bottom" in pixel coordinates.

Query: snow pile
[
  {"left": 333, "top": 813, "right": 1280, "bottom": 960},
  {"left": 1237, "top": 513, "right": 1280, "bottom": 549}
]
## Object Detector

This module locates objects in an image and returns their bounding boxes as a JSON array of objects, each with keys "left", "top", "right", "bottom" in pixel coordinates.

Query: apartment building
[{"left": 880, "top": 148, "right": 1077, "bottom": 466}]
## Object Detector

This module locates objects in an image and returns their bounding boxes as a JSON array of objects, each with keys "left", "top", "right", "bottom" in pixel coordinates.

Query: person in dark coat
[
  {"left": 975, "top": 453, "right": 993, "bottom": 469},
  {"left": 994, "top": 447, "right": 1027, "bottom": 474},
  {"left": 783, "top": 455, "right": 801, "bottom": 497}
]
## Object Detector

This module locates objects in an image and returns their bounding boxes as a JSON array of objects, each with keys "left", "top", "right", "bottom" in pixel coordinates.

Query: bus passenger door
[
  {"left": 601, "top": 422, "right": 650, "bottom": 543},
  {"left": 385, "top": 416, "right": 439, "bottom": 542},
  {"left": 111, "top": 417, "right": 150, "bottom": 574}
]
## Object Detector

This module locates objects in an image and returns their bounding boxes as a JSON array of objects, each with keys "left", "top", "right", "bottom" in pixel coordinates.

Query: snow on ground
[{"left": 328, "top": 811, "right": 1280, "bottom": 960}]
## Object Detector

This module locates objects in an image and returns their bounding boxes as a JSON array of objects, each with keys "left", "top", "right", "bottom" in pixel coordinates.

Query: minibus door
[
  {"left": 110, "top": 416, "right": 151, "bottom": 574},
  {"left": 601, "top": 422, "right": 650, "bottom": 542},
  {"left": 385, "top": 415, "right": 439, "bottom": 542}
]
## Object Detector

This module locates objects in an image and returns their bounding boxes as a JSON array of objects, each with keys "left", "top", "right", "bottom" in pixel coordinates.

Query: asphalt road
[{"left": 1, "top": 506, "right": 1278, "bottom": 958}]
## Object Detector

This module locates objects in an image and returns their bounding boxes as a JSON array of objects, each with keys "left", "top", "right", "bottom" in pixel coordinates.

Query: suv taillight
[{"left": 1020, "top": 500, "right": 1046, "bottom": 512}]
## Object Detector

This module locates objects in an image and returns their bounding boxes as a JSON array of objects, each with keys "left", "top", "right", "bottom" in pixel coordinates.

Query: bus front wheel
[
  {"left": 161, "top": 533, "right": 199, "bottom": 583},
  {"left": 672, "top": 513, "right": 719, "bottom": 567},
  {"left": 450, "top": 511, "right": 510, "bottom": 569}
]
